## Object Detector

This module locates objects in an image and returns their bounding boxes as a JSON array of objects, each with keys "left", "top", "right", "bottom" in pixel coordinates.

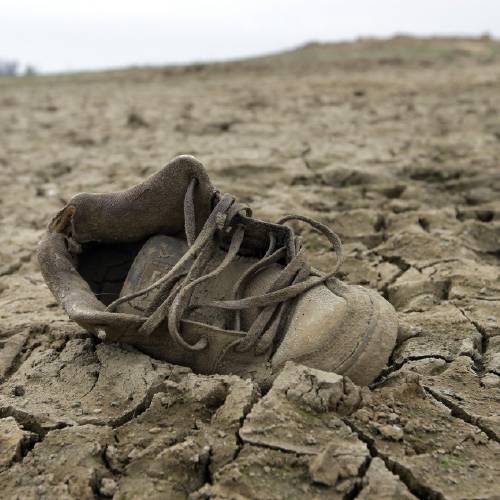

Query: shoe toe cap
[{"left": 272, "top": 283, "right": 398, "bottom": 386}]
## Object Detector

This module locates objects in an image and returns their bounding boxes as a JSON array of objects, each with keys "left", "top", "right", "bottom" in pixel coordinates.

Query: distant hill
[{"left": 3, "top": 36, "right": 499, "bottom": 83}]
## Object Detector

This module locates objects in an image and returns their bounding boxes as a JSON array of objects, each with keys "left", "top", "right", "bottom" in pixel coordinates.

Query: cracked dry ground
[{"left": 1, "top": 37, "right": 500, "bottom": 499}]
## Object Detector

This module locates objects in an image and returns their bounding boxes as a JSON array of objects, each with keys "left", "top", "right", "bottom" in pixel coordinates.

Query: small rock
[
  {"left": 105, "top": 445, "right": 123, "bottom": 472},
  {"left": 357, "top": 458, "right": 416, "bottom": 499},
  {"left": 378, "top": 424, "right": 404, "bottom": 441},
  {"left": 309, "top": 440, "right": 369, "bottom": 486},
  {"left": 387, "top": 412, "right": 400, "bottom": 423},
  {"left": 128, "top": 448, "right": 141, "bottom": 460},
  {"left": 335, "top": 479, "right": 353, "bottom": 492},
  {"left": 305, "top": 435, "right": 318, "bottom": 445},
  {"left": 99, "top": 478, "right": 118, "bottom": 497},
  {"left": 127, "top": 111, "right": 149, "bottom": 129},
  {"left": 481, "top": 373, "right": 500, "bottom": 388},
  {"left": 0, "top": 417, "right": 36, "bottom": 470},
  {"left": 12, "top": 385, "right": 25, "bottom": 397},
  {"left": 276, "top": 362, "right": 364, "bottom": 414}
]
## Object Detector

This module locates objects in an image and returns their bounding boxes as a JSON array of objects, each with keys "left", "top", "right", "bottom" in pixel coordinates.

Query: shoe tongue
[
  {"left": 117, "top": 235, "right": 189, "bottom": 316},
  {"left": 117, "top": 234, "right": 283, "bottom": 332},
  {"left": 217, "top": 213, "right": 292, "bottom": 258}
]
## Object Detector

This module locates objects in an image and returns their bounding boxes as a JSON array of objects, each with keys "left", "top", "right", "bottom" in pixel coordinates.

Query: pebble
[
  {"left": 99, "top": 478, "right": 118, "bottom": 497},
  {"left": 378, "top": 424, "right": 404, "bottom": 441},
  {"left": 387, "top": 412, "right": 400, "bottom": 423},
  {"left": 128, "top": 448, "right": 141, "bottom": 460},
  {"left": 305, "top": 435, "right": 317, "bottom": 445},
  {"left": 12, "top": 385, "right": 25, "bottom": 397}
]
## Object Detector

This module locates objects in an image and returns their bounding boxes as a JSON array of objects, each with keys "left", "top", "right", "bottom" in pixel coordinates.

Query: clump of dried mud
[{"left": 1, "top": 37, "right": 500, "bottom": 499}]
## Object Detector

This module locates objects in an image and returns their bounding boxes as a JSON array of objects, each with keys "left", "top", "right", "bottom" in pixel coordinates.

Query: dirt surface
[{"left": 1, "top": 36, "right": 500, "bottom": 498}]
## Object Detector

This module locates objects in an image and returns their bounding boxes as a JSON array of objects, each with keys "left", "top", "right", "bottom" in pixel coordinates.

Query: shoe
[{"left": 38, "top": 155, "right": 397, "bottom": 386}]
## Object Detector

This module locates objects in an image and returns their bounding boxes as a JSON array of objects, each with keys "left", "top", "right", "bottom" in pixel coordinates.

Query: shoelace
[{"left": 106, "top": 178, "right": 343, "bottom": 362}]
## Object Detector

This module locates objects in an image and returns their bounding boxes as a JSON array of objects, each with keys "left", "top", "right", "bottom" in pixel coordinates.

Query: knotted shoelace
[{"left": 106, "top": 178, "right": 343, "bottom": 362}]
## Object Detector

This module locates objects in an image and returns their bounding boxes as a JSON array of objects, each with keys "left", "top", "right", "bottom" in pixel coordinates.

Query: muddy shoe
[{"left": 38, "top": 155, "right": 397, "bottom": 386}]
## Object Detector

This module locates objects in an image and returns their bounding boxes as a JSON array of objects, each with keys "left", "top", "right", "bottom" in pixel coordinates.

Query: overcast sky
[{"left": 2, "top": 0, "right": 500, "bottom": 73}]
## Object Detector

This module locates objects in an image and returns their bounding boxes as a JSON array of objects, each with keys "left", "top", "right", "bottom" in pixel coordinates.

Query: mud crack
[
  {"left": 424, "top": 386, "right": 499, "bottom": 443},
  {"left": 343, "top": 418, "right": 439, "bottom": 500}
]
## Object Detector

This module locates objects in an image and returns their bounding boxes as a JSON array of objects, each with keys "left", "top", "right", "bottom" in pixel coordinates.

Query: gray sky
[{"left": 2, "top": 0, "right": 500, "bottom": 73}]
